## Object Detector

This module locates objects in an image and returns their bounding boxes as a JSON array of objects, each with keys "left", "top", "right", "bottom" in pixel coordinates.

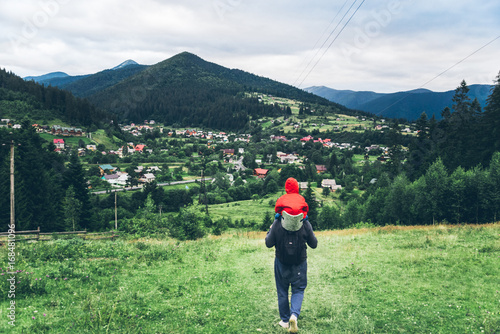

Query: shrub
[
  {"left": 168, "top": 204, "right": 209, "bottom": 241},
  {"left": 212, "top": 217, "right": 230, "bottom": 235}
]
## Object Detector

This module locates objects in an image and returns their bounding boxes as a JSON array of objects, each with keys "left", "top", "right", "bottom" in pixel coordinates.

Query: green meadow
[{"left": 1, "top": 224, "right": 499, "bottom": 333}]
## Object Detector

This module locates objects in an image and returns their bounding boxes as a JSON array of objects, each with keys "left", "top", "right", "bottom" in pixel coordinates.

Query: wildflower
[
  {"left": 43, "top": 314, "right": 46, "bottom": 317},
  {"left": 32, "top": 317, "right": 35, "bottom": 320}
]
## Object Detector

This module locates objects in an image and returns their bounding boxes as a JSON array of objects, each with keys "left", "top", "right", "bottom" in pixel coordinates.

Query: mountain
[
  {"left": 112, "top": 59, "right": 139, "bottom": 70},
  {"left": 20, "top": 53, "right": 363, "bottom": 130},
  {"left": 305, "top": 86, "right": 385, "bottom": 110},
  {"left": 23, "top": 60, "right": 147, "bottom": 97},
  {"left": 85, "top": 52, "right": 356, "bottom": 129},
  {"left": 25, "top": 71, "right": 69, "bottom": 82},
  {"left": 305, "top": 85, "right": 493, "bottom": 121},
  {"left": 59, "top": 63, "right": 148, "bottom": 97},
  {"left": 1, "top": 68, "right": 113, "bottom": 127},
  {"left": 24, "top": 71, "right": 70, "bottom": 84}
]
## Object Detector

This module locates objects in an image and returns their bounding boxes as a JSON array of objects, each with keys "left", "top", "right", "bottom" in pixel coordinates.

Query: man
[{"left": 265, "top": 177, "right": 318, "bottom": 333}]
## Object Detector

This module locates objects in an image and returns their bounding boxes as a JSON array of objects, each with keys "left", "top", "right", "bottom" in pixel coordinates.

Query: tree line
[{"left": 0, "top": 68, "right": 113, "bottom": 127}]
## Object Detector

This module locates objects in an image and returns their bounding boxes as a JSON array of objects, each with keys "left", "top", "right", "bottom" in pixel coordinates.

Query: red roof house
[
  {"left": 253, "top": 168, "right": 269, "bottom": 178},
  {"left": 135, "top": 144, "right": 146, "bottom": 152},
  {"left": 53, "top": 139, "right": 65, "bottom": 149}
]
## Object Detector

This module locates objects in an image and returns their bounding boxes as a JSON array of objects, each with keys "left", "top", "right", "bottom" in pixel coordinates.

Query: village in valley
[{"left": 1, "top": 103, "right": 414, "bottom": 200}]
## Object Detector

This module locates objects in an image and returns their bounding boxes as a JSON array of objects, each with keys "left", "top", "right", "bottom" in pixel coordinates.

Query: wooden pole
[
  {"left": 114, "top": 191, "right": 117, "bottom": 230},
  {"left": 10, "top": 139, "right": 15, "bottom": 230}
]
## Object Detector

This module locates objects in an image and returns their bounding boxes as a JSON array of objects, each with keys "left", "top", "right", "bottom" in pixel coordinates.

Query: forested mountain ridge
[
  {"left": 85, "top": 52, "right": 361, "bottom": 129},
  {"left": 306, "top": 84, "right": 492, "bottom": 121},
  {"left": 0, "top": 68, "right": 113, "bottom": 127},
  {"left": 19, "top": 52, "right": 367, "bottom": 130},
  {"left": 59, "top": 63, "right": 148, "bottom": 98},
  {"left": 24, "top": 61, "right": 148, "bottom": 98}
]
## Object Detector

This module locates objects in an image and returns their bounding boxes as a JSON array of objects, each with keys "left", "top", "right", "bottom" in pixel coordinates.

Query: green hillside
[
  {"left": 87, "top": 52, "right": 362, "bottom": 130},
  {"left": 1, "top": 224, "right": 498, "bottom": 333},
  {"left": 61, "top": 64, "right": 148, "bottom": 98},
  {"left": 0, "top": 68, "right": 113, "bottom": 127}
]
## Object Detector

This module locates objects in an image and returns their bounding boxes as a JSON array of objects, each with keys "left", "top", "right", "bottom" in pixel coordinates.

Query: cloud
[{"left": 1, "top": 0, "right": 499, "bottom": 92}]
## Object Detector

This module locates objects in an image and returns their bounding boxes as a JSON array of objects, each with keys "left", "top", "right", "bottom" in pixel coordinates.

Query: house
[
  {"left": 280, "top": 154, "right": 299, "bottom": 164},
  {"left": 253, "top": 168, "right": 269, "bottom": 178},
  {"left": 316, "top": 165, "right": 327, "bottom": 173},
  {"left": 103, "top": 172, "right": 129, "bottom": 186},
  {"left": 99, "top": 164, "right": 117, "bottom": 175},
  {"left": 221, "top": 149, "right": 235, "bottom": 155},
  {"left": 270, "top": 135, "right": 287, "bottom": 142},
  {"left": 51, "top": 125, "right": 83, "bottom": 136},
  {"left": 86, "top": 145, "right": 97, "bottom": 151},
  {"left": 146, "top": 166, "right": 161, "bottom": 172},
  {"left": 135, "top": 144, "right": 146, "bottom": 153},
  {"left": 102, "top": 174, "right": 120, "bottom": 182},
  {"left": 321, "top": 179, "right": 342, "bottom": 192},
  {"left": 32, "top": 124, "right": 43, "bottom": 132},
  {"left": 139, "top": 173, "right": 156, "bottom": 183},
  {"left": 298, "top": 182, "right": 309, "bottom": 190},
  {"left": 300, "top": 135, "right": 314, "bottom": 142},
  {"left": 53, "top": 139, "right": 65, "bottom": 149}
]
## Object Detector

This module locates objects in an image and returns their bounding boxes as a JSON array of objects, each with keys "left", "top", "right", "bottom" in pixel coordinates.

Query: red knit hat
[{"left": 274, "top": 178, "right": 309, "bottom": 219}]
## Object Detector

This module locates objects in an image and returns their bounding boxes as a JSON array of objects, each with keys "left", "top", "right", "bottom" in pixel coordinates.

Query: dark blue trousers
[{"left": 274, "top": 257, "right": 308, "bottom": 322}]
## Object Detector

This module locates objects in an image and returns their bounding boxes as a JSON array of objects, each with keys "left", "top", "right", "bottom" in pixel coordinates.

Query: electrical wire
[
  {"left": 296, "top": 0, "right": 366, "bottom": 88},
  {"left": 291, "top": 0, "right": 350, "bottom": 87},
  {"left": 374, "top": 34, "right": 500, "bottom": 116}
]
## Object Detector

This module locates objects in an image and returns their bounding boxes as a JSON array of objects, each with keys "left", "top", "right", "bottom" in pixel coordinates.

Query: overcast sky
[{"left": 1, "top": 0, "right": 499, "bottom": 93}]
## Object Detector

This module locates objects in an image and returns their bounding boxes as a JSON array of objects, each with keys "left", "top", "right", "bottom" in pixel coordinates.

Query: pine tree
[
  {"left": 303, "top": 184, "right": 318, "bottom": 229},
  {"left": 482, "top": 72, "right": 500, "bottom": 161},
  {"left": 63, "top": 151, "right": 91, "bottom": 229},
  {"left": 63, "top": 186, "right": 82, "bottom": 231}
]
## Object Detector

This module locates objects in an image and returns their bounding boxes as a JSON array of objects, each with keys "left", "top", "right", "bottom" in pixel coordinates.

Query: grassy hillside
[
  {"left": 91, "top": 129, "right": 122, "bottom": 150},
  {"left": 1, "top": 224, "right": 498, "bottom": 333}
]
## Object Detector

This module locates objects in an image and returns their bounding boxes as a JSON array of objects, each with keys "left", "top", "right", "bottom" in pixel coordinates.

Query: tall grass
[{"left": 1, "top": 224, "right": 499, "bottom": 333}]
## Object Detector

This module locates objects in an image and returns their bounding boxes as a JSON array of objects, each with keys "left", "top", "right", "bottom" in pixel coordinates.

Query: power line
[
  {"left": 292, "top": 0, "right": 350, "bottom": 86},
  {"left": 297, "top": 0, "right": 366, "bottom": 88},
  {"left": 374, "top": 34, "right": 500, "bottom": 116}
]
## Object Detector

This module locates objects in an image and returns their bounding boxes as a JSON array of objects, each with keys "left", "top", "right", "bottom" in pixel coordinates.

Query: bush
[
  {"left": 212, "top": 217, "right": 230, "bottom": 235},
  {"left": 168, "top": 204, "right": 209, "bottom": 241}
]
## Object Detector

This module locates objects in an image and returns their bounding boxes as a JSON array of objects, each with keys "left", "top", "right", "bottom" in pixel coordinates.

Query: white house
[
  {"left": 139, "top": 173, "right": 156, "bottom": 183},
  {"left": 321, "top": 179, "right": 342, "bottom": 192}
]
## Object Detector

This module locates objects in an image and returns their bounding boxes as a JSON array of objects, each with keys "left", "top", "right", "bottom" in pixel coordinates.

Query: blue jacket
[{"left": 265, "top": 215, "right": 317, "bottom": 265}]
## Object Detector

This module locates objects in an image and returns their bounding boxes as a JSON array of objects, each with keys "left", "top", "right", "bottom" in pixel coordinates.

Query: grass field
[
  {"left": 1, "top": 224, "right": 499, "bottom": 333},
  {"left": 91, "top": 129, "right": 122, "bottom": 150}
]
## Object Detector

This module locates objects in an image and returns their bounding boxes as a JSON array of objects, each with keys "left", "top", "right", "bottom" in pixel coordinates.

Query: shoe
[
  {"left": 279, "top": 320, "right": 289, "bottom": 329},
  {"left": 289, "top": 314, "right": 298, "bottom": 333}
]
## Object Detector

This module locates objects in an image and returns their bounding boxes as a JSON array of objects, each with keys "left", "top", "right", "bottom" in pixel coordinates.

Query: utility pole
[
  {"left": 199, "top": 155, "right": 208, "bottom": 214},
  {"left": 10, "top": 139, "right": 15, "bottom": 229},
  {"left": 114, "top": 191, "right": 117, "bottom": 230}
]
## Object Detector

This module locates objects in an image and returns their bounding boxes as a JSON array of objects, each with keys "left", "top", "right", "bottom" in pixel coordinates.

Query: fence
[{"left": 0, "top": 227, "right": 120, "bottom": 245}]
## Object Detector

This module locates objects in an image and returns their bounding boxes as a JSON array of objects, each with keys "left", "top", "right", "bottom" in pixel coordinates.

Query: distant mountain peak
[
  {"left": 24, "top": 71, "right": 69, "bottom": 82},
  {"left": 112, "top": 59, "right": 139, "bottom": 70}
]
